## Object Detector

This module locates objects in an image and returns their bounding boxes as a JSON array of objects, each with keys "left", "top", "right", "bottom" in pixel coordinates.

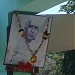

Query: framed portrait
[{"left": 4, "top": 13, "right": 53, "bottom": 69}]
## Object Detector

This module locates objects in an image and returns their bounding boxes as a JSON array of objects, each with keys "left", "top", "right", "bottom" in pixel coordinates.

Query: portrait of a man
[
  {"left": 4, "top": 14, "right": 52, "bottom": 68},
  {"left": 24, "top": 20, "right": 39, "bottom": 43}
]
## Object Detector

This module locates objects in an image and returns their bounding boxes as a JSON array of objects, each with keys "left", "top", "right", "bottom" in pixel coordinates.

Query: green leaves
[
  {"left": 38, "top": 50, "right": 75, "bottom": 75},
  {"left": 39, "top": 51, "right": 64, "bottom": 75},
  {"left": 59, "top": 0, "right": 75, "bottom": 14}
]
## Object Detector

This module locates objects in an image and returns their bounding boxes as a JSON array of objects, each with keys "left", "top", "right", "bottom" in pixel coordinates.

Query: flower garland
[{"left": 15, "top": 13, "right": 50, "bottom": 72}]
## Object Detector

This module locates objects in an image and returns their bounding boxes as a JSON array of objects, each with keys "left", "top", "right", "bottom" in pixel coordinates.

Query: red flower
[
  {"left": 18, "top": 61, "right": 33, "bottom": 72},
  {"left": 25, "top": 62, "right": 33, "bottom": 72},
  {"left": 18, "top": 61, "right": 25, "bottom": 71}
]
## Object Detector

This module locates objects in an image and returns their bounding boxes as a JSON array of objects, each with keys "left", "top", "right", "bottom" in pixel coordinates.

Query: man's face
[{"left": 25, "top": 24, "right": 39, "bottom": 42}]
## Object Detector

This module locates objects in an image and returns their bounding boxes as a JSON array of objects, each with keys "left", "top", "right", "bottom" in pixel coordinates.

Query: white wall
[
  {"left": 74, "top": 15, "right": 75, "bottom": 48},
  {"left": 48, "top": 14, "right": 74, "bottom": 53}
]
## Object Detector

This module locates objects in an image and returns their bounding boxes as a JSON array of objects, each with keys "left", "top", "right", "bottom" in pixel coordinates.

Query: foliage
[
  {"left": 62, "top": 50, "right": 75, "bottom": 75},
  {"left": 37, "top": 50, "right": 75, "bottom": 75},
  {"left": 59, "top": 0, "right": 75, "bottom": 14},
  {"left": 38, "top": 51, "right": 64, "bottom": 75}
]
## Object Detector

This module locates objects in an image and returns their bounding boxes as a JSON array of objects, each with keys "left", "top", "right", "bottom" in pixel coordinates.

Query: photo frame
[{"left": 4, "top": 12, "right": 53, "bottom": 72}]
